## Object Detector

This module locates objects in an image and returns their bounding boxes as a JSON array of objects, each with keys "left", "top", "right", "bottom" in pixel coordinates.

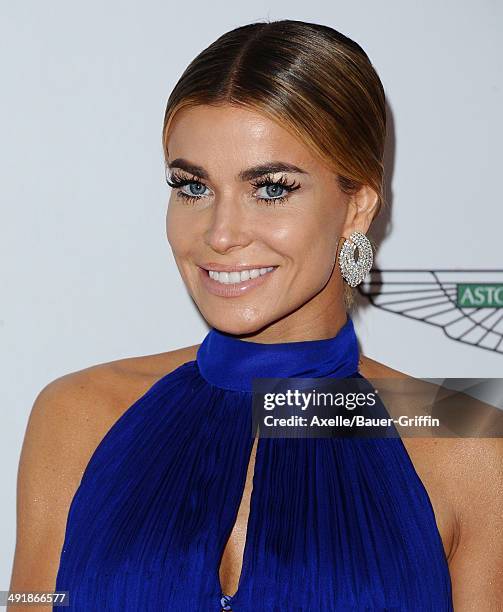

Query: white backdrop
[{"left": 1, "top": 0, "right": 501, "bottom": 588}]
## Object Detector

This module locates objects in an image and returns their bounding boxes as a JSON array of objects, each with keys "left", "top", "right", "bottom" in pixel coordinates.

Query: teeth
[{"left": 208, "top": 266, "right": 275, "bottom": 284}]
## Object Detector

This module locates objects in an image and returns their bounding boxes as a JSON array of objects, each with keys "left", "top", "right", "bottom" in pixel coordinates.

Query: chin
[{"left": 203, "top": 310, "right": 273, "bottom": 337}]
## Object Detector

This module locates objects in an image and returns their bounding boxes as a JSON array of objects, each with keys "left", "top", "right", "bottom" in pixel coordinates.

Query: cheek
[
  {"left": 166, "top": 202, "right": 193, "bottom": 255},
  {"left": 268, "top": 213, "right": 338, "bottom": 269}
]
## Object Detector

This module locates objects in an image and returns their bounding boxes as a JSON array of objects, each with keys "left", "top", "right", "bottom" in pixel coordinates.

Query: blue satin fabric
[{"left": 54, "top": 315, "right": 453, "bottom": 610}]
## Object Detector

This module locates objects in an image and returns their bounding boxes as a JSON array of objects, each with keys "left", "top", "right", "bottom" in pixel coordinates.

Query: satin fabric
[{"left": 54, "top": 316, "right": 453, "bottom": 610}]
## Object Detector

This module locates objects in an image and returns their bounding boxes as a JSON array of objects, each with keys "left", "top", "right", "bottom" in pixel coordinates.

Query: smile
[
  {"left": 198, "top": 265, "right": 279, "bottom": 297},
  {"left": 208, "top": 267, "right": 275, "bottom": 285}
]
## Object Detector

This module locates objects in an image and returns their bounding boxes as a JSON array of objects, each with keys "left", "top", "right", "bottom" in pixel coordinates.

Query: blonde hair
[{"left": 162, "top": 19, "right": 387, "bottom": 310}]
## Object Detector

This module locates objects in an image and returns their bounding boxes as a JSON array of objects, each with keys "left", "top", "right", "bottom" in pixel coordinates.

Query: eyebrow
[{"left": 167, "top": 158, "right": 309, "bottom": 181}]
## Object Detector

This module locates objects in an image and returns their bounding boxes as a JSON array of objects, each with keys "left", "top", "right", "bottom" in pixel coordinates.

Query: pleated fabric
[{"left": 54, "top": 316, "right": 453, "bottom": 611}]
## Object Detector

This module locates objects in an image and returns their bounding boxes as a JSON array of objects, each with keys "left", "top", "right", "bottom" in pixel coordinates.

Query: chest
[
  {"left": 219, "top": 437, "right": 456, "bottom": 598},
  {"left": 66, "top": 372, "right": 454, "bottom": 610}
]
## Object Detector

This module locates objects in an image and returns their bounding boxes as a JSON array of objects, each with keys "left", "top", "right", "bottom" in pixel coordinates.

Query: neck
[{"left": 196, "top": 314, "right": 360, "bottom": 393}]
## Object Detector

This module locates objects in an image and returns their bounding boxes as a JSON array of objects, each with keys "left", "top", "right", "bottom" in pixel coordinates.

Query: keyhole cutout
[{"left": 218, "top": 435, "right": 259, "bottom": 598}]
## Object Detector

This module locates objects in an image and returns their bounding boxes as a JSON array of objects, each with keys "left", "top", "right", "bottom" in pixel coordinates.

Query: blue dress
[{"left": 54, "top": 316, "right": 453, "bottom": 610}]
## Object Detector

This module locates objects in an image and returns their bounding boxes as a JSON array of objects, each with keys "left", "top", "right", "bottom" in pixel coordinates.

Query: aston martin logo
[{"left": 358, "top": 270, "right": 503, "bottom": 355}]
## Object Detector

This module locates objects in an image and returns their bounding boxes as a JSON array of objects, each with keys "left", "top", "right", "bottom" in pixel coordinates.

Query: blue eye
[
  {"left": 181, "top": 182, "right": 209, "bottom": 198},
  {"left": 166, "top": 170, "right": 301, "bottom": 206},
  {"left": 166, "top": 172, "right": 209, "bottom": 204},
  {"left": 255, "top": 184, "right": 289, "bottom": 201},
  {"left": 251, "top": 173, "right": 301, "bottom": 205}
]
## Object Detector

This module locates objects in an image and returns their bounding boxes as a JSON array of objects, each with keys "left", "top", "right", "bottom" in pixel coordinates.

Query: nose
[{"left": 204, "top": 195, "right": 252, "bottom": 254}]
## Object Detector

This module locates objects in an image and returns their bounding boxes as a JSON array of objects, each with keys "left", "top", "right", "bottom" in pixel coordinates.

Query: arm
[
  {"left": 449, "top": 437, "right": 503, "bottom": 610},
  {"left": 8, "top": 370, "right": 115, "bottom": 611}
]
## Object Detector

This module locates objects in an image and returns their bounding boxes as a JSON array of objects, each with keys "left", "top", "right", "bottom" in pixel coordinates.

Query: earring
[{"left": 338, "top": 230, "right": 373, "bottom": 287}]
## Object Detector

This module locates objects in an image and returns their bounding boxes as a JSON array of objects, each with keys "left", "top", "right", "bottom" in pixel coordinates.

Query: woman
[{"left": 9, "top": 19, "right": 502, "bottom": 612}]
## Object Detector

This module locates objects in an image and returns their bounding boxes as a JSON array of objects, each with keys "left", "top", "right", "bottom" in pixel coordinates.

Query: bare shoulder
[
  {"left": 8, "top": 342, "right": 200, "bottom": 606},
  {"left": 359, "top": 353, "right": 502, "bottom": 471},
  {"left": 359, "top": 353, "right": 503, "bottom": 596}
]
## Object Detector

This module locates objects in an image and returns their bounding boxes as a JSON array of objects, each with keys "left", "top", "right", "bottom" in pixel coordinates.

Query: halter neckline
[{"left": 196, "top": 315, "right": 360, "bottom": 392}]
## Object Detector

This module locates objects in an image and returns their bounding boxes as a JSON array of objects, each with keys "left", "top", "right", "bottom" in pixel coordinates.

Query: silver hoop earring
[{"left": 338, "top": 231, "right": 373, "bottom": 287}]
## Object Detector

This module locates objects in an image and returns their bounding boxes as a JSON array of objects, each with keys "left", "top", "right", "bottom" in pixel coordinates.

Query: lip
[{"left": 198, "top": 265, "right": 278, "bottom": 297}]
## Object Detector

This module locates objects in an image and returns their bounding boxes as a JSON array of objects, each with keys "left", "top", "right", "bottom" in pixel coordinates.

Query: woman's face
[{"left": 165, "top": 104, "right": 375, "bottom": 339}]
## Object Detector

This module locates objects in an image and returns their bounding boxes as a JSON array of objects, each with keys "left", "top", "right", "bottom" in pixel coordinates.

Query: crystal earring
[{"left": 338, "top": 230, "right": 373, "bottom": 287}]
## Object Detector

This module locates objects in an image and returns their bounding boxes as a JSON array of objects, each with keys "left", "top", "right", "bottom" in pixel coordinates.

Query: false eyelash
[
  {"left": 165, "top": 170, "right": 204, "bottom": 189},
  {"left": 252, "top": 172, "right": 301, "bottom": 205},
  {"left": 165, "top": 169, "right": 301, "bottom": 206},
  {"left": 250, "top": 172, "right": 301, "bottom": 192},
  {"left": 165, "top": 170, "right": 208, "bottom": 204}
]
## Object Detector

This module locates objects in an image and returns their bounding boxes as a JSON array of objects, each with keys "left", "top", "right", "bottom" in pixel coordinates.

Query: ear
[{"left": 340, "top": 185, "right": 379, "bottom": 237}]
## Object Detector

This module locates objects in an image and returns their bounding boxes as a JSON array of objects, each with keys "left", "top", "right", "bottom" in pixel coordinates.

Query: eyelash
[{"left": 165, "top": 170, "right": 301, "bottom": 205}]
